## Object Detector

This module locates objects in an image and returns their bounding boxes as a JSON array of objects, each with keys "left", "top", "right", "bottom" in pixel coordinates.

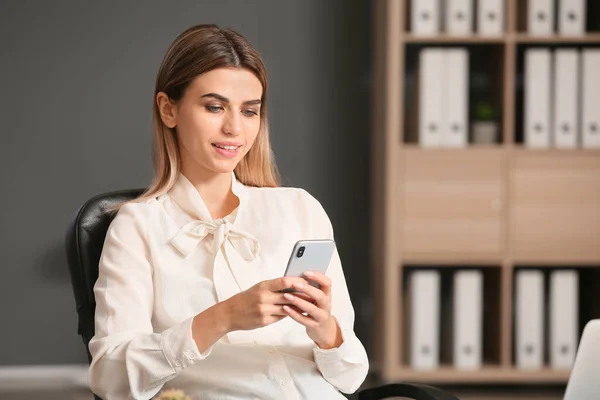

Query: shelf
[
  {"left": 511, "top": 258, "right": 600, "bottom": 267},
  {"left": 515, "top": 33, "right": 600, "bottom": 43},
  {"left": 403, "top": 33, "right": 600, "bottom": 45},
  {"left": 401, "top": 144, "right": 506, "bottom": 152},
  {"left": 391, "top": 367, "right": 570, "bottom": 384},
  {"left": 507, "top": 146, "right": 600, "bottom": 157},
  {"left": 399, "top": 144, "right": 600, "bottom": 156},
  {"left": 402, "top": 254, "right": 503, "bottom": 266},
  {"left": 404, "top": 34, "right": 506, "bottom": 44}
]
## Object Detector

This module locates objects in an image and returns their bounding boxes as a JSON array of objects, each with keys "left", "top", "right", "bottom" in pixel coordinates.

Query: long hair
[{"left": 110, "top": 24, "right": 279, "bottom": 214}]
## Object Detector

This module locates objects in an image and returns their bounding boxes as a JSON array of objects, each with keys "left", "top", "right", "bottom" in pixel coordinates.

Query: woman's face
[{"left": 159, "top": 67, "right": 263, "bottom": 177}]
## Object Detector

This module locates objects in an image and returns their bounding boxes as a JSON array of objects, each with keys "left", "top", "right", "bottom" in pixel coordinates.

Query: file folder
[
  {"left": 582, "top": 49, "right": 600, "bottom": 148},
  {"left": 419, "top": 48, "right": 445, "bottom": 147},
  {"left": 516, "top": 270, "right": 544, "bottom": 369},
  {"left": 559, "top": 0, "right": 586, "bottom": 35},
  {"left": 528, "top": 0, "right": 555, "bottom": 35},
  {"left": 453, "top": 270, "right": 483, "bottom": 370},
  {"left": 550, "top": 270, "right": 579, "bottom": 370},
  {"left": 443, "top": 49, "right": 469, "bottom": 147},
  {"left": 477, "top": 0, "right": 504, "bottom": 35},
  {"left": 412, "top": 0, "right": 440, "bottom": 35},
  {"left": 553, "top": 49, "right": 579, "bottom": 148},
  {"left": 525, "top": 49, "right": 552, "bottom": 148},
  {"left": 446, "top": 0, "right": 473, "bottom": 34},
  {"left": 410, "top": 270, "right": 441, "bottom": 370}
]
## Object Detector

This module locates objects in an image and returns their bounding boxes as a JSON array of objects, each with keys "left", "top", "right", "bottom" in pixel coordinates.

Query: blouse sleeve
[
  {"left": 301, "top": 191, "right": 370, "bottom": 394},
  {"left": 88, "top": 203, "right": 211, "bottom": 400}
]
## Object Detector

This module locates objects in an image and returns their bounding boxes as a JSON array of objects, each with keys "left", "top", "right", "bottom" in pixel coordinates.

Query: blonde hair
[{"left": 110, "top": 24, "right": 279, "bottom": 214}]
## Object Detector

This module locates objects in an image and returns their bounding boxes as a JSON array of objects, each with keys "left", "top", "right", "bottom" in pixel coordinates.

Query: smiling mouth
[{"left": 211, "top": 144, "right": 241, "bottom": 151}]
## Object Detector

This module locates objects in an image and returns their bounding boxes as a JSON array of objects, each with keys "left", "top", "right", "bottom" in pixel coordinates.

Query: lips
[
  {"left": 211, "top": 142, "right": 241, "bottom": 158},
  {"left": 211, "top": 141, "right": 242, "bottom": 150},
  {"left": 212, "top": 143, "right": 241, "bottom": 151}
]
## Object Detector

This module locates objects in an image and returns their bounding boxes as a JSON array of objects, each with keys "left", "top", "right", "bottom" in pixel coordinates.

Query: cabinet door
[
  {"left": 510, "top": 156, "right": 600, "bottom": 263},
  {"left": 401, "top": 149, "right": 504, "bottom": 258}
]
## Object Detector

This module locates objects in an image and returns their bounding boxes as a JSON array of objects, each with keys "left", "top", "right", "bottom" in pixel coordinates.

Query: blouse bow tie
[{"left": 170, "top": 219, "right": 260, "bottom": 261}]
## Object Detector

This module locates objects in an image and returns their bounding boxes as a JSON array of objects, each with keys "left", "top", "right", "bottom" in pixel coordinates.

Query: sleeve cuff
[
  {"left": 160, "top": 316, "right": 213, "bottom": 372},
  {"left": 313, "top": 327, "right": 364, "bottom": 365}
]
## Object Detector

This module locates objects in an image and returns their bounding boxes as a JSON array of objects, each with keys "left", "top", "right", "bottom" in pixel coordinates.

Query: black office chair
[{"left": 65, "top": 189, "right": 459, "bottom": 400}]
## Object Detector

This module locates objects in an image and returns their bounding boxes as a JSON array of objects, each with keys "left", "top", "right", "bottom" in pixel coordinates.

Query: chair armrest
[{"left": 358, "top": 383, "right": 459, "bottom": 400}]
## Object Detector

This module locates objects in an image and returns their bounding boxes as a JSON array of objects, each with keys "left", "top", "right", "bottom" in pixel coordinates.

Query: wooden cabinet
[
  {"left": 371, "top": 0, "right": 600, "bottom": 386},
  {"left": 401, "top": 149, "right": 504, "bottom": 259},
  {"left": 510, "top": 155, "right": 600, "bottom": 263}
]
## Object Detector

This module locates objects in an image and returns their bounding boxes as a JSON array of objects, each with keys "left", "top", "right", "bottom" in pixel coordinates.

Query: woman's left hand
[{"left": 282, "top": 271, "right": 343, "bottom": 349}]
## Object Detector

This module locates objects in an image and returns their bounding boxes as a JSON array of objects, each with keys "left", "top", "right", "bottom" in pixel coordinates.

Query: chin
[{"left": 210, "top": 160, "right": 240, "bottom": 174}]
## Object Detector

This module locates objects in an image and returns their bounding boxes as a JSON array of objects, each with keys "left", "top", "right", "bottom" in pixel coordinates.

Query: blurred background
[{"left": 0, "top": 0, "right": 598, "bottom": 399}]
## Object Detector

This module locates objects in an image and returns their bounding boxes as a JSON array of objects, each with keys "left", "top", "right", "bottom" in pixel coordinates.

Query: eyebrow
[{"left": 201, "top": 92, "right": 261, "bottom": 106}]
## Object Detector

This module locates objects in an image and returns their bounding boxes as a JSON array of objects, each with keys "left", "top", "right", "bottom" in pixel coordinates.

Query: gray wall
[{"left": 0, "top": 0, "right": 372, "bottom": 365}]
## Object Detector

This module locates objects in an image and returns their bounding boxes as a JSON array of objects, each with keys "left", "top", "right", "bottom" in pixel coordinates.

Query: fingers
[
  {"left": 282, "top": 292, "right": 327, "bottom": 323},
  {"left": 290, "top": 292, "right": 314, "bottom": 303},
  {"left": 256, "top": 291, "right": 308, "bottom": 314},
  {"left": 264, "top": 304, "right": 288, "bottom": 316},
  {"left": 283, "top": 304, "right": 317, "bottom": 328},
  {"left": 303, "top": 271, "right": 332, "bottom": 296},
  {"left": 290, "top": 281, "right": 328, "bottom": 309},
  {"left": 266, "top": 277, "right": 308, "bottom": 293}
]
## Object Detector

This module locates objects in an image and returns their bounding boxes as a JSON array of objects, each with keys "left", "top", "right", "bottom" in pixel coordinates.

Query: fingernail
[
  {"left": 294, "top": 282, "right": 305, "bottom": 289},
  {"left": 283, "top": 305, "right": 291, "bottom": 312},
  {"left": 284, "top": 293, "right": 295, "bottom": 301},
  {"left": 304, "top": 271, "right": 314, "bottom": 277}
]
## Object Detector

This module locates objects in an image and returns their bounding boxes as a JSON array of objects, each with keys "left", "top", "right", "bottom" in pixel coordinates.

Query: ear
[{"left": 156, "top": 92, "right": 178, "bottom": 128}]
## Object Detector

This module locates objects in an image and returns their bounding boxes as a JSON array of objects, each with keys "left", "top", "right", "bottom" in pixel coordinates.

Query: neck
[{"left": 181, "top": 166, "right": 239, "bottom": 220}]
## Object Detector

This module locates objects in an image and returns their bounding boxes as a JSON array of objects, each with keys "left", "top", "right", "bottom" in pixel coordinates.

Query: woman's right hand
[{"left": 221, "top": 277, "right": 308, "bottom": 332}]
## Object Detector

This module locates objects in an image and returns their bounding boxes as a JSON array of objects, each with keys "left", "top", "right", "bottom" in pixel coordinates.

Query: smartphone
[{"left": 282, "top": 239, "right": 336, "bottom": 292}]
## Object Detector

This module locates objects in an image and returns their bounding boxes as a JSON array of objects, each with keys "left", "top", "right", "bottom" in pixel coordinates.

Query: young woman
[{"left": 88, "top": 24, "right": 368, "bottom": 399}]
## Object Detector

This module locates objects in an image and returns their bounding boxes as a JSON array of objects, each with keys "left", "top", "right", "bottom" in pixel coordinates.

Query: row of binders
[
  {"left": 413, "top": 0, "right": 504, "bottom": 35},
  {"left": 528, "top": 0, "right": 587, "bottom": 35},
  {"left": 412, "top": 0, "right": 587, "bottom": 35},
  {"left": 525, "top": 48, "right": 600, "bottom": 148},
  {"left": 418, "top": 48, "right": 470, "bottom": 147},
  {"left": 409, "top": 269, "right": 580, "bottom": 370}
]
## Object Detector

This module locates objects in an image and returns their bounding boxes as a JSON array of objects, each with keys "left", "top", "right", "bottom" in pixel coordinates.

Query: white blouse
[{"left": 88, "top": 172, "right": 369, "bottom": 399}]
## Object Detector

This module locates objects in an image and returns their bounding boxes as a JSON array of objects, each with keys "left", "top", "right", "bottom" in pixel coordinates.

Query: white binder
[
  {"left": 550, "top": 270, "right": 579, "bottom": 370},
  {"left": 559, "top": 0, "right": 586, "bottom": 35},
  {"left": 412, "top": 0, "right": 440, "bottom": 35},
  {"left": 410, "top": 270, "right": 440, "bottom": 370},
  {"left": 582, "top": 49, "right": 600, "bottom": 148},
  {"left": 516, "top": 270, "right": 545, "bottom": 369},
  {"left": 419, "top": 48, "right": 444, "bottom": 147},
  {"left": 446, "top": 0, "right": 473, "bottom": 34},
  {"left": 525, "top": 49, "right": 551, "bottom": 148},
  {"left": 453, "top": 270, "right": 483, "bottom": 370},
  {"left": 528, "top": 0, "right": 555, "bottom": 35},
  {"left": 553, "top": 49, "right": 580, "bottom": 148},
  {"left": 443, "top": 49, "right": 469, "bottom": 147},
  {"left": 477, "top": 0, "right": 504, "bottom": 35}
]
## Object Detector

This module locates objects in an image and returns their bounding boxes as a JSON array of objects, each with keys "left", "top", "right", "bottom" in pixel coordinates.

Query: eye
[
  {"left": 206, "top": 105, "right": 223, "bottom": 113},
  {"left": 242, "top": 109, "right": 259, "bottom": 117}
]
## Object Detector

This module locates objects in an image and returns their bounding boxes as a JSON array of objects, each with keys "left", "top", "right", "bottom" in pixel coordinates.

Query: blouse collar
[{"left": 168, "top": 171, "right": 247, "bottom": 222}]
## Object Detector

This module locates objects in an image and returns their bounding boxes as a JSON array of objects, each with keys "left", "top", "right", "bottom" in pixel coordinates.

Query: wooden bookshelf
[
  {"left": 404, "top": 35, "right": 506, "bottom": 43},
  {"left": 371, "top": 0, "right": 600, "bottom": 385},
  {"left": 514, "top": 33, "right": 600, "bottom": 43},
  {"left": 391, "top": 367, "right": 571, "bottom": 384}
]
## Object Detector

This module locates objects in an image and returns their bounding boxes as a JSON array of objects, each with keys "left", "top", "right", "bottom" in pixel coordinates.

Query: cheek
[
  {"left": 244, "top": 119, "right": 261, "bottom": 143},
  {"left": 178, "top": 112, "right": 219, "bottom": 147}
]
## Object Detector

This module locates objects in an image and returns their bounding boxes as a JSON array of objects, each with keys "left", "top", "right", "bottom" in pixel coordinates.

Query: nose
[{"left": 222, "top": 110, "right": 242, "bottom": 136}]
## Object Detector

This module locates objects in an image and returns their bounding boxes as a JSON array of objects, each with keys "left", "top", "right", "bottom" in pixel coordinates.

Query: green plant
[{"left": 473, "top": 102, "right": 498, "bottom": 122}]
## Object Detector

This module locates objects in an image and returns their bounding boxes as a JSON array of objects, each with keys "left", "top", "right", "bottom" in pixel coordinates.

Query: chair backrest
[{"left": 65, "top": 188, "right": 145, "bottom": 362}]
